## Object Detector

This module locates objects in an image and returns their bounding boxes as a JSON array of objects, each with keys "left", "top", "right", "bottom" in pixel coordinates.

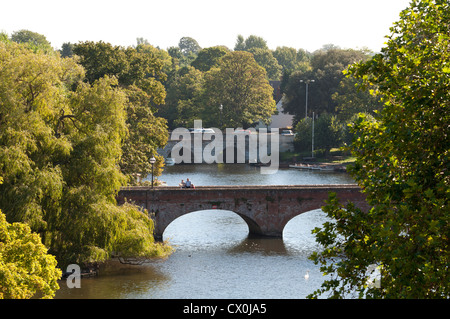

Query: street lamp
[
  {"left": 300, "top": 79, "right": 315, "bottom": 118},
  {"left": 150, "top": 156, "right": 156, "bottom": 188},
  {"left": 312, "top": 112, "right": 315, "bottom": 158}
]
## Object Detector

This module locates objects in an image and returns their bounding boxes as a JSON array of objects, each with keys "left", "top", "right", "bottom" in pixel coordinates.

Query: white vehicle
[
  {"left": 234, "top": 129, "right": 253, "bottom": 135},
  {"left": 189, "top": 128, "right": 215, "bottom": 133},
  {"left": 281, "top": 129, "right": 294, "bottom": 136}
]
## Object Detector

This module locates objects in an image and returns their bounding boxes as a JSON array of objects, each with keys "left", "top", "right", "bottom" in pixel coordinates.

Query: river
[{"left": 55, "top": 164, "right": 354, "bottom": 299}]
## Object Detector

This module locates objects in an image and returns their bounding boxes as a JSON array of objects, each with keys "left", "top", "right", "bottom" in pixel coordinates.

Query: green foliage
[
  {"left": 73, "top": 41, "right": 169, "bottom": 183},
  {"left": 163, "top": 51, "right": 276, "bottom": 129},
  {"left": 247, "top": 47, "right": 282, "bottom": 81},
  {"left": 309, "top": 0, "right": 450, "bottom": 298},
  {"left": 178, "top": 37, "right": 202, "bottom": 56},
  {"left": 294, "top": 114, "right": 344, "bottom": 156},
  {"left": 0, "top": 40, "right": 172, "bottom": 271},
  {"left": 191, "top": 46, "right": 229, "bottom": 72},
  {"left": 202, "top": 51, "right": 276, "bottom": 128},
  {"left": 293, "top": 117, "right": 313, "bottom": 152},
  {"left": 234, "top": 35, "right": 268, "bottom": 51},
  {"left": 332, "top": 73, "right": 384, "bottom": 122},
  {"left": 0, "top": 208, "right": 61, "bottom": 299},
  {"left": 273, "top": 46, "right": 311, "bottom": 73},
  {"left": 60, "top": 42, "right": 74, "bottom": 58},
  {"left": 283, "top": 46, "right": 371, "bottom": 121},
  {"left": 167, "top": 66, "right": 205, "bottom": 128},
  {"left": 0, "top": 175, "right": 61, "bottom": 299},
  {"left": 234, "top": 35, "right": 282, "bottom": 80},
  {"left": 10, "top": 29, "right": 53, "bottom": 53}
]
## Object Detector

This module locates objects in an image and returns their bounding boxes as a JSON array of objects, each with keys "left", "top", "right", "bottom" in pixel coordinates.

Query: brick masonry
[{"left": 117, "top": 185, "right": 369, "bottom": 240}]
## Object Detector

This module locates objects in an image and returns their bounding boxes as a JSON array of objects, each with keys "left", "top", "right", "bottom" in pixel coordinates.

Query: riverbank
[
  {"left": 280, "top": 149, "right": 356, "bottom": 166},
  {"left": 289, "top": 162, "right": 347, "bottom": 172}
]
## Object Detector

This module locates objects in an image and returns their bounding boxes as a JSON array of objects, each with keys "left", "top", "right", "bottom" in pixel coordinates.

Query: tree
[
  {"left": 136, "top": 42, "right": 173, "bottom": 78},
  {"left": 202, "top": 51, "right": 276, "bottom": 128},
  {"left": 309, "top": 0, "right": 450, "bottom": 299},
  {"left": 234, "top": 35, "right": 268, "bottom": 51},
  {"left": 178, "top": 36, "right": 201, "bottom": 56},
  {"left": 313, "top": 113, "right": 343, "bottom": 157},
  {"left": 165, "top": 66, "right": 205, "bottom": 128},
  {"left": 248, "top": 47, "right": 282, "bottom": 81},
  {"left": 10, "top": 29, "right": 52, "bottom": 52},
  {"left": 0, "top": 40, "right": 83, "bottom": 232},
  {"left": 293, "top": 117, "right": 312, "bottom": 153},
  {"left": 282, "top": 46, "right": 370, "bottom": 122},
  {"left": 0, "top": 186, "right": 61, "bottom": 299},
  {"left": 233, "top": 35, "right": 281, "bottom": 80},
  {"left": 234, "top": 35, "right": 246, "bottom": 51},
  {"left": 294, "top": 114, "right": 344, "bottom": 156},
  {"left": 59, "top": 42, "right": 74, "bottom": 58},
  {"left": 273, "top": 46, "right": 311, "bottom": 73},
  {"left": 332, "top": 73, "right": 383, "bottom": 122},
  {"left": 0, "top": 40, "right": 172, "bottom": 269},
  {"left": 191, "top": 46, "right": 229, "bottom": 72},
  {"left": 73, "top": 41, "right": 168, "bottom": 183}
]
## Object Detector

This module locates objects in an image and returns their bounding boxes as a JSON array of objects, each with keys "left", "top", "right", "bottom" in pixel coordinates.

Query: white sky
[{"left": 1, "top": 0, "right": 412, "bottom": 52}]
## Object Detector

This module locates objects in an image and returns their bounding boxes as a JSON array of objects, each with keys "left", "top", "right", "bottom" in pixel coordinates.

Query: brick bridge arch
[{"left": 117, "top": 185, "right": 369, "bottom": 240}]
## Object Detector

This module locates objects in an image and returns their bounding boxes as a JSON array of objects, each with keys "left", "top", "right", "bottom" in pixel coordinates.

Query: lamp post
[
  {"left": 300, "top": 79, "right": 315, "bottom": 118},
  {"left": 219, "top": 104, "right": 223, "bottom": 129},
  {"left": 150, "top": 156, "right": 156, "bottom": 188},
  {"left": 312, "top": 112, "right": 315, "bottom": 158}
]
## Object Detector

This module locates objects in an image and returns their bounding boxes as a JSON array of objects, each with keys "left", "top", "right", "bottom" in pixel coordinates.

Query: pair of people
[{"left": 179, "top": 178, "right": 194, "bottom": 188}]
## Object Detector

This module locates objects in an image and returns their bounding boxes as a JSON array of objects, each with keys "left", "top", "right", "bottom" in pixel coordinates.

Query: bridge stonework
[{"left": 117, "top": 185, "right": 369, "bottom": 240}]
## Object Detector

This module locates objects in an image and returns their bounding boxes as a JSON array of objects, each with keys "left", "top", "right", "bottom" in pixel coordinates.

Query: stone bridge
[{"left": 117, "top": 185, "right": 369, "bottom": 240}]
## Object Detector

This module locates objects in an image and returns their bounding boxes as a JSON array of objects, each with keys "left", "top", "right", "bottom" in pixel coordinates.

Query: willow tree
[
  {"left": 309, "top": 0, "right": 449, "bottom": 299},
  {"left": 0, "top": 39, "right": 172, "bottom": 269},
  {"left": 73, "top": 41, "right": 169, "bottom": 184}
]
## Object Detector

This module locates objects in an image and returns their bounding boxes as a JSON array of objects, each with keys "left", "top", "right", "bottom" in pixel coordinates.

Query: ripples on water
[{"left": 55, "top": 165, "right": 351, "bottom": 299}]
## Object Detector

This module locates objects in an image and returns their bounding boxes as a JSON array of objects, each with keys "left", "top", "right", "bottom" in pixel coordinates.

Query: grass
[{"left": 280, "top": 148, "right": 356, "bottom": 165}]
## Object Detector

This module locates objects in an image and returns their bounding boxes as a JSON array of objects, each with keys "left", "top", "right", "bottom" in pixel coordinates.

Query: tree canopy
[
  {"left": 202, "top": 51, "right": 276, "bottom": 128},
  {"left": 309, "top": 0, "right": 450, "bottom": 298},
  {"left": 160, "top": 49, "right": 277, "bottom": 130},
  {"left": 282, "top": 46, "right": 371, "bottom": 121},
  {"left": 191, "top": 46, "right": 230, "bottom": 72},
  {"left": 0, "top": 176, "right": 61, "bottom": 299},
  {"left": 0, "top": 38, "right": 172, "bottom": 273},
  {"left": 73, "top": 41, "right": 169, "bottom": 183},
  {"left": 10, "top": 29, "right": 52, "bottom": 52}
]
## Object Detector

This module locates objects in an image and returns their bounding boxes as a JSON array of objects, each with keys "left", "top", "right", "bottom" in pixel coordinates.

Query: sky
[{"left": 1, "top": 0, "right": 412, "bottom": 52}]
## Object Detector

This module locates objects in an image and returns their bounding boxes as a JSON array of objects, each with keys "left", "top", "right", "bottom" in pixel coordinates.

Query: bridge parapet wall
[{"left": 117, "top": 185, "right": 369, "bottom": 240}]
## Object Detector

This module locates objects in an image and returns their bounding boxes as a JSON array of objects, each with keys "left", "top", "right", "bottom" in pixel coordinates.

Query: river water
[{"left": 55, "top": 164, "right": 354, "bottom": 299}]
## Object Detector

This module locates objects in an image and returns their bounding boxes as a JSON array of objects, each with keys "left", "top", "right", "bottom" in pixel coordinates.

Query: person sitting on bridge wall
[
  {"left": 179, "top": 179, "right": 186, "bottom": 188},
  {"left": 184, "top": 178, "right": 194, "bottom": 188}
]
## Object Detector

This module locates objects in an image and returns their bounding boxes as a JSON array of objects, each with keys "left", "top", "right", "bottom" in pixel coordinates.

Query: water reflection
[
  {"left": 56, "top": 262, "right": 171, "bottom": 299},
  {"left": 228, "top": 236, "right": 289, "bottom": 255}
]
